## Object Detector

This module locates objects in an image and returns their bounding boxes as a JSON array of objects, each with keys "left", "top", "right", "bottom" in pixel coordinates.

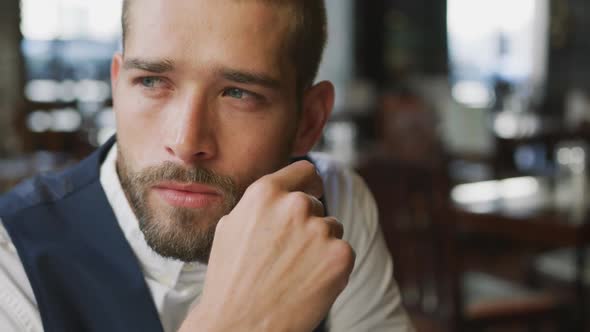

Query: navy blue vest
[{"left": 0, "top": 137, "right": 327, "bottom": 332}]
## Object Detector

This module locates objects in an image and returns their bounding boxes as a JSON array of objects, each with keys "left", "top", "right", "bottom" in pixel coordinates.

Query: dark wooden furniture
[
  {"left": 358, "top": 157, "right": 566, "bottom": 331},
  {"left": 451, "top": 176, "right": 588, "bottom": 331},
  {"left": 358, "top": 156, "right": 448, "bottom": 315}
]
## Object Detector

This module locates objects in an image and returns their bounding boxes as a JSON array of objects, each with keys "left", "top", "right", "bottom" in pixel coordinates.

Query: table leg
[{"left": 575, "top": 246, "right": 587, "bottom": 332}]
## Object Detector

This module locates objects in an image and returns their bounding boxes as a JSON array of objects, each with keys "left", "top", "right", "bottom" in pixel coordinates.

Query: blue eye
[
  {"left": 223, "top": 88, "right": 246, "bottom": 99},
  {"left": 140, "top": 77, "right": 161, "bottom": 88}
]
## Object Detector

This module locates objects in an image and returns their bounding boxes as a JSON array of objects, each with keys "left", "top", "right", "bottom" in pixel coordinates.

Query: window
[
  {"left": 20, "top": 0, "right": 122, "bottom": 145},
  {"left": 447, "top": 0, "right": 549, "bottom": 108}
]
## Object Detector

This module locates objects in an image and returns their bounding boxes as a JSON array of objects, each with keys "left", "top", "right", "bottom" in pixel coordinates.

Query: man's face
[{"left": 111, "top": 0, "right": 307, "bottom": 262}]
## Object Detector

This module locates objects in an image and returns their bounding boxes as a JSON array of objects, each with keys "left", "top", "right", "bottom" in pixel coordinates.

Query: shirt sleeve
[
  {"left": 323, "top": 168, "right": 415, "bottom": 332},
  {"left": 0, "top": 221, "right": 44, "bottom": 332}
]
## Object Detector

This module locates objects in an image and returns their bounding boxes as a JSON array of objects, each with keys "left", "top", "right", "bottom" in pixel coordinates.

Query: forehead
[{"left": 125, "top": 0, "right": 295, "bottom": 80}]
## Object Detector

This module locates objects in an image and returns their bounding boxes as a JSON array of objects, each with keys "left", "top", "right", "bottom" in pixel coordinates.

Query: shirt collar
[{"left": 99, "top": 143, "right": 185, "bottom": 288}]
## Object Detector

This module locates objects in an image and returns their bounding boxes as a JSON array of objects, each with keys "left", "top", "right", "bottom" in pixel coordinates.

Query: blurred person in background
[
  {"left": 0, "top": 0, "right": 413, "bottom": 331},
  {"left": 378, "top": 88, "right": 444, "bottom": 170}
]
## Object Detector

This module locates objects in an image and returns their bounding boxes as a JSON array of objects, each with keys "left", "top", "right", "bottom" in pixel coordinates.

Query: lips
[{"left": 152, "top": 182, "right": 222, "bottom": 209}]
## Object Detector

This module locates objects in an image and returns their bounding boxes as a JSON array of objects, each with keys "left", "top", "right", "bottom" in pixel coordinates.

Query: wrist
[
  {"left": 179, "top": 304, "right": 263, "bottom": 332},
  {"left": 178, "top": 305, "right": 219, "bottom": 332}
]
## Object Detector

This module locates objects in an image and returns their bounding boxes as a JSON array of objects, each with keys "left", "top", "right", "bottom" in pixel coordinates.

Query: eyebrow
[
  {"left": 123, "top": 58, "right": 175, "bottom": 73},
  {"left": 123, "top": 59, "right": 282, "bottom": 90},
  {"left": 218, "top": 69, "right": 282, "bottom": 90}
]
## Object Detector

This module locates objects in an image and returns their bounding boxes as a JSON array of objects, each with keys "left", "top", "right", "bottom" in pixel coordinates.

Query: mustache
[{"left": 129, "top": 161, "right": 237, "bottom": 193}]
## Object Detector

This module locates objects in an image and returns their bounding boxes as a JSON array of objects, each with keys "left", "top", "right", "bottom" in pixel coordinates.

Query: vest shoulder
[{"left": 0, "top": 160, "right": 97, "bottom": 218}]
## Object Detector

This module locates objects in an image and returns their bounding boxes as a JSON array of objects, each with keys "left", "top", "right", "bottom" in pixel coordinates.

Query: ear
[
  {"left": 291, "top": 81, "right": 335, "bottom": 157},
  {"left": 110, "top": 52, "right": 124, "bottom": 98}
]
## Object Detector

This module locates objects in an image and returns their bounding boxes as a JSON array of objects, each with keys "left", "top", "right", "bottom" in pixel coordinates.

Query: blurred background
[{"left": 2, "top": 0, "right": 590, "bottom": 331}]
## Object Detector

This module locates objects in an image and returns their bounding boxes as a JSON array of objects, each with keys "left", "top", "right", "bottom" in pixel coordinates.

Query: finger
[
  {"left": 285, "top": 192, "right": 325, "bottom": 217},
  {"left": 269, "top": 160, "right": 324, "bottom": 198},
  {"left": 324, "top": 217, "right": 344, "bottom": 239},
  {"left": 307, "top": 194, "right": 326, "bottom": 217}
]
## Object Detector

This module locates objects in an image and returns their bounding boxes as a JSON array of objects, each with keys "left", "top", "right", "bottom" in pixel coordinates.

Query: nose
[{"left": 164, "top": 95, "right": 217, "bottom": 164}]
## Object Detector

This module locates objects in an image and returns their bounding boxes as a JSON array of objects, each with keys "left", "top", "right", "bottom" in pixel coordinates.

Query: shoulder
[
  {"left": 309, "top": 153, "right": 379, "bottom": 242},
  {"left": 0, "top": 172, "right": 74, "bottom": 218},
  {"left": 0, "top": 140, "right": 113, "bottom": 219},
  {"left": 310, "top": 152, "right": 373, "bottom": 203},
  {"left": 0, "top": 152, "right": 101, "bottom": 219}
]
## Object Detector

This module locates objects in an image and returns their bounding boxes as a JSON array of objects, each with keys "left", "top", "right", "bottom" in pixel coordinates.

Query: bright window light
[
  {"left": 452, "top": 176, "right": 540, "bottom": 204},
  {"left": 447, "top": 0, "right": 549, "bottom": 99},
  {"left": 21, "top": 0, "right": 122, "bottom": 41},
  {"left": 448, "top": 0, "right": 536, "bottom": 41},
  {"left": 452, "top": 81, "right": 493, "bottom": 108}
]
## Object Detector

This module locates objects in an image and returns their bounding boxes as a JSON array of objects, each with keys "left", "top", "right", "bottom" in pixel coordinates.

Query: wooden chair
[
  {"left": 357, "top": 156, "right": 567, "bottom": 331},
  {"left": 531, "top": 247, "right": 590, "bottom": 331}
]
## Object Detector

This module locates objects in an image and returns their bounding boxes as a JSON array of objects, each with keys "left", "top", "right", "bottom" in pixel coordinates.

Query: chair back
[{"left": 358, "top": 156, "right": 451, "bottom": 316}]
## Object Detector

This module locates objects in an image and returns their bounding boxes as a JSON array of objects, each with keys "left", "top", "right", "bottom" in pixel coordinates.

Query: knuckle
[
  {"left": 308, "top": 220, "right": 331, "bottom": 238},
  {"left": 286, "top": 192, "right": 312, "bottom": 213},
  {"left": 297, "top": 160, "right": 320, "bottom": 181},
  {"left": 329, "top": 241, "right": 355, "bottom": 273},
  {"left": 246, "top": 177, "right": 274, "bottom": 198},
  {"left": 304, "top": 163, "right": 317, "bottom": 176},
  {"left": 296, "top": 160, "right": 315, "bottom": 173}
]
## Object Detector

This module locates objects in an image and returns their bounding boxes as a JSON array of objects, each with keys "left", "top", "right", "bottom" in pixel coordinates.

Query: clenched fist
[{"left": 180, "top": 161, "right": 355, "bottom": 332}]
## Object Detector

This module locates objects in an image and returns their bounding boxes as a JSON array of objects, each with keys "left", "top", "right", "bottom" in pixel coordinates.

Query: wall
[
  {"left": 0, "top": 0, "right": 23, "bottom": 155},
  {"left": 316, "top": 0, "right": 355, "bottom": 112}
]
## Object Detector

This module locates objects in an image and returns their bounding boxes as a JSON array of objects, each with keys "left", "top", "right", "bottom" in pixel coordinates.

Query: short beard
[{"left": 117, "top": 152, "right": 240, "bottom": 263}]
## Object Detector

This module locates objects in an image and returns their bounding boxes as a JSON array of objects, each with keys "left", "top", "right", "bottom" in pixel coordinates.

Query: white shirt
[{"left": 0, "top": 144, "right": 414, "bottom": 332}]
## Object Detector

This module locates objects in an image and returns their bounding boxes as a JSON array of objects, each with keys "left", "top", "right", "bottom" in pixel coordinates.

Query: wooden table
[{"left": 451, "top": 176, "right": 590, "bottom": 331}]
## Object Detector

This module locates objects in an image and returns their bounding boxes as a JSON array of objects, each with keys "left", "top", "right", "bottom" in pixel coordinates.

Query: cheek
[
  {"left": 222, "top": 111, "right": 296, "bottom": 155},
  {"left": 113, "top": 87, "right": 168, "bottom": 168},
  {"left": 218, "top": 113, "right": 297, "bottom": 182}
]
